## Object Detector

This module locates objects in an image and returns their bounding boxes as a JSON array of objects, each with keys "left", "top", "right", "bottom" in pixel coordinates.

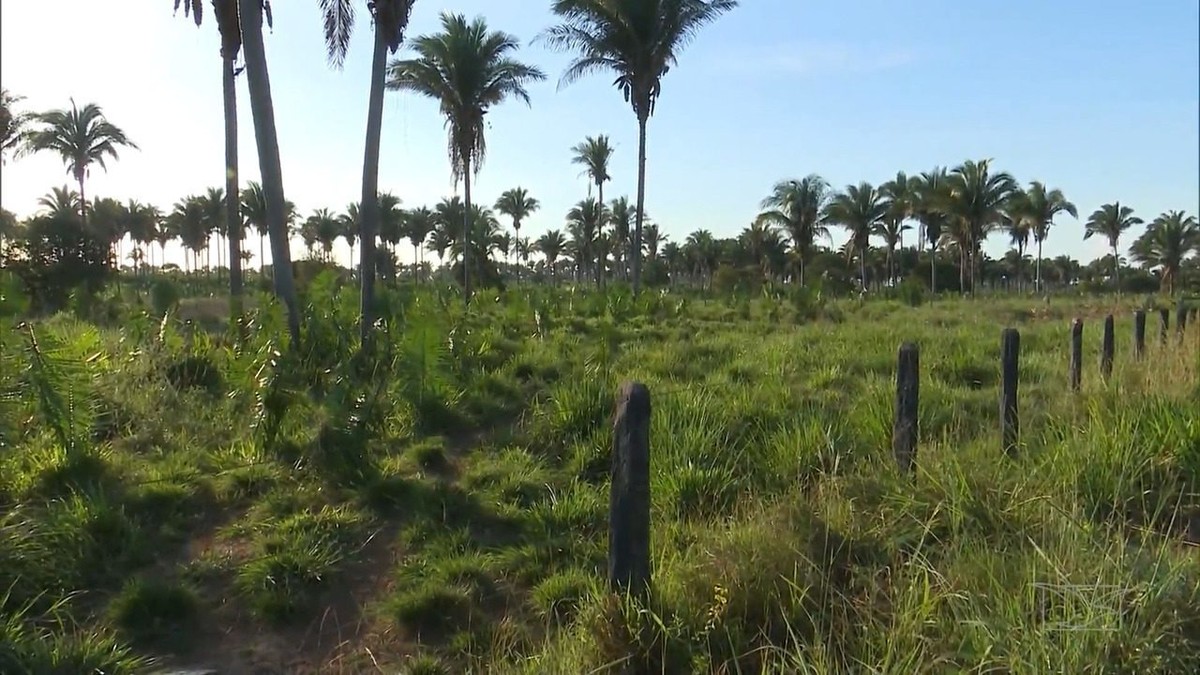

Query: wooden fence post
[
  {"left": 1133, "top": 310, "right": 1146, "bottom": 359},
  {"left": 609, "top": 382, "right": 651, "bottom": 596},
  {"left": 1159, "top": 308, "right": 1170, "bottom": 346},
  {"left": 893, "top": 343, "right": 919, "bottom": 475},
  {"left": 1069, "top": 318, "right": 1083, "bottom": 392},
  {"left": 1101, "top": 314, "right": 1115, "bottom": 381},
  {"left": 1001, "top": 328, "right": 1020, "bottom": 457}
]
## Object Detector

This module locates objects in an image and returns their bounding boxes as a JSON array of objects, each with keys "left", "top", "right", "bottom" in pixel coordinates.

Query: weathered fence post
[
  {"left": 1101, "top": 314, "right": 1115, "bottom": 381},
  {"left": 1069, "top": 318, "right": 1083, "bottom": 392},
  {"left": 1133, "top": 310, "right": 1146, "bottom": 359},
  {"left": 1159, "top": 308, "right": 1170, "bottom": 346},
  {"left": 610, "top": 382, "right": 651, "bottom": 596},
  {"left": 1001, "top": 328, "right": 1020, "bottom": 457},
  {"left": 893, "top": 342, "right": 919, "bottom": 475}
]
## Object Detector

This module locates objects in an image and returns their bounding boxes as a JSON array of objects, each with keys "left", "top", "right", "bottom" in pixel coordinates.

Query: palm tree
[
  {"left": 874, "top": 218, "right": 910, "bottom": 285},
  {"left": 1002, "top": 187, "right": 1031, "bottom": 292},
  {"left": 303, "top": 209, "right": 341, "bottom": 261},
  {"left": 124, "top": 200, "right": 160, "bottom": 272},
  {"left": 642, "top": 222, "right": 662, "bottom": 262},
  {"left": 571, "top": 135, "right": 614, "bottom": 206},
  {"left": 826, "top": 182, "right": 889, "bottom": 291},
  {"left": 567, "top": 198, "right": 606, "bottom": 285},
  {"left": 406, "top": 206, "right": 436, "bottom": 281},
  {"left": 319, "top": 0, "right": 416, "bottom": 341},
  {"left": 607, "top": 197, "right": 633, "bottom": 279},
  {"left": 238, "top": 0, "right": 301, "bottom": 343},
  {"left": 21, "top": 100, "right": 138, "bottom": 224},
  {"left": 1130, "top": 210, "right": 1198, "bottom": 295},
  {"left": 198, "top": 187, "right": 227, "bottom": 275},
  {"left": 685, "top": 229, "right": 719, "bottom": 289},
  {"left": 536, "top": 229, "right": 566, "bottom": 279},
  {"left": 1, "top": 88, "right": 32, "bottom": 164},
  {"left": 940, "top": 159, "right": 1018, "bottom": 293},
  {"left": 1085, "top": 202, "right": 1143, "bottom": 292},
  {"left": 171, "top": 196, "right": 210, "bottom": 273},
  {"left": 174, "top": 0, "right": 246, "bottom": 307},
  {"left": 38, "top": 186, "right": 83, "bottom": 220},
  {"left": 495, "top": 187, "right": 540, "bottom": 274},
  {"left": 339, "top": 204, "right": 359, "bottom": 268},
  {"left": 387, "top": 12, "right": 545, "bottom": 299},
  {"left": 377, "top": 192, "right": 405, "bottom": 264},
  {"left": 757, "top": 175, "right": 831, "bottom": 286},
  {"left": 542, "top": 0, "right": 738, "bottom": 295},
  {"left": 1018, "top": 181, "right": 1077, "bottom": 293},
  {"left": 740, "top": 218, "right": 786, "bottom": 280},
  {"left": 913, "top": 167, "right": 950, "bottom": 293}
]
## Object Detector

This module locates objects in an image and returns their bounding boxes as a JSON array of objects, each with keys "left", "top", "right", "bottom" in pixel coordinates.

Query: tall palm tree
[
  {"left": 175, "top": 0, "right": 246, "bottom": 307},
  {"left": 913, "top": 167, "right": 950, "bottom": 293},
  {"left": 740, "top": 218, "right": 786, "bottom": 280},
  {"left": 238, "top": 0, "right": 301, "bottom": 343},
  {"left": 571, "top": 134, "right": 614, "bottom": 206},
  {"left": 1084, "top": 202, "right": 1142, "bottom": 292},
  {"left": 684, "top": 229, "right": 719, "bottom": 289},
  {"left": 198, "top": 187, "right": 227, "bottom": 274},
  {"left": 406, "top": 206, "right": 436, "bottom": 281},
  {"left": 171, "top": 195, "right": 210, "bottom": 273},
  {"left": 536, "top": 229, "right": 566, "bottom": 279},
  {"left": 939, "top": 159, "right": 1018, "bottom": 293},
  {"left": 1130, "top": 211, "right": 1199, "bottom": 295},
  {"left": 124, "top": 200, "right": 160, "bottom": 272},
  {"left": 1018, "top": 181, "right": 1077, "bottom": 293},
  {"left": 319, "top": 0, "right": 416, "bottom": 341},
  {"left": 880, "top": 171, "right": 916, "bottom": 250},
  {"left": 495, "top": 188, "right": 539, "bottom": 243},
  {"left": 1, "top": 88, "right": 32, "bottom": 165},
  {"left": 542, "top": 0, "right": 738, "bottom": 295},
  {"left": 609, "top": 197, "right": 632, "bottom": 280},
  {"left": 873, "top": 218, "right": 910, "bottom": 285},
  {"left": 339, "top": 203, "right": 359, "bottom": 268},
  {"left": 826, "top": 182, "right": 889, "bottom": 291},
  {"left": 757, "top": 175, "right": 831, "bottom": 286},
  {"left": 567, "top": 198, "right": 606, "bottom": 285},
  {"left": 377, "top": 192, "right": 405, "bottom": 263},
  {"left": 21, "top": 100, "right": 138, "bottom": 224},
  {"left": 304, "top": 208, "right": 341, "bottom": 261},
  {"left": 387, "top": 12, "right": 545, "bottom": 299}
]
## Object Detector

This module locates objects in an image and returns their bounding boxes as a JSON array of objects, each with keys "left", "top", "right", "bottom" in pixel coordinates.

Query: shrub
[{"left": 149, "top": 279, "right": 181, "bottom": 316}]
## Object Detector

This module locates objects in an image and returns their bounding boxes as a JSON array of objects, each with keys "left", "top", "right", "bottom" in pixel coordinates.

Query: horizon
[{"left": 1, "top": 0, "right": 1198, "bottom": 270}]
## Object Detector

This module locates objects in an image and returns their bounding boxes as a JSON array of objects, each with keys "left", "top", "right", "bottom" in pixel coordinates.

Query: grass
[{"left": 1, "top": 278, "right": 1198, "bottom": 672}]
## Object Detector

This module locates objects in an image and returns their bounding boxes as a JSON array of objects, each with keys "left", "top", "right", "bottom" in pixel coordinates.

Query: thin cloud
[{"left": 719, "top": 42, "right": 919, "bottom": 76}]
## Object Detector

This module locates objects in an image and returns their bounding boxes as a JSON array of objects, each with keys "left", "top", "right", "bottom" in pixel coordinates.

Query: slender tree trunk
[
  {"left": 240, "top": 0, "right": 300, "bottom": 345},
  {"left": 463, "top": 153, "right": 473, "bottom": 301},
  {"left": 632, "top": 113, "right": 648, "bottom": 296},
  {"left": 413, "top": 243, "right": 419, "bottom": 283},
  {"left": 77, "top": 172, "right": 87, "bottom": 225},
  {"left": 930, "top": 246, "right": 937, "bottom": 294},
  {"left": 1035, "top": 239, "right": 1043, "bottom": 294},
  {"left": 1112, "top": 243, "right": 1120, "bottom": 293},
  {"left": 358, "top": 26, "right": 388, "bottom": 344}
]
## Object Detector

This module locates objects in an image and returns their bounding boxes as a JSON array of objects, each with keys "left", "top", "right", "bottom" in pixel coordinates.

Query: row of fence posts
[{"left": 605, "top": 302, "right": 1198, "bottom": 595}]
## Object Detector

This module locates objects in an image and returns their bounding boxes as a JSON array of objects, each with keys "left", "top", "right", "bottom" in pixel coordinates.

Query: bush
[
  {"left": 3, "top": 213, "right": 113, "bottom": 313},
  {"left": 150, "top": 279, "right": 181, "bottom": 316}
]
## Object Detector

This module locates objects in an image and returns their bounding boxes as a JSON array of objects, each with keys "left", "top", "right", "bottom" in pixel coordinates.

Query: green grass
[{"left": 1, "top": 280, "right": 1198, "bottom": 672}]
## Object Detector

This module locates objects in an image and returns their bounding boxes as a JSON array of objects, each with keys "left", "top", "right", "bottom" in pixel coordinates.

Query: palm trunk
[
  {"left": 77, "top": 172, "right": 87, "bottom": 225},
  {"left": 413, "top": 243, "right": 420, "bottom": 282},
  {"left": 1112, "top": 243, "right": 1120, "bottom": 293},
  {"left": 240, "top": 0, "right": 300, "bottom": 345},
  {"left": 930, "top": 246, "right": 937, "bottom": 294},
  {"left": 463, "top": 154, "right": 473, "bottom": 301},
  {"left": 1035, "top": 239, "right": 1043, "bottom": 294},
  {"left": 358, "top": 25, "right": 388, "bottom": 345},
  {"left": 632, "top": 113, "right": 648, "bottom": 296}
]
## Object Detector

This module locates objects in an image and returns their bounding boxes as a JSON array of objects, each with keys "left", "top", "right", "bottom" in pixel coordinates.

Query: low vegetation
[{"left": 1, "top": 275, "right": 1197, "bottom": 673}]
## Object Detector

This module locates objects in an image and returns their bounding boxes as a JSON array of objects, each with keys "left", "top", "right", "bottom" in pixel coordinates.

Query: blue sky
[{"left": 1, "top": 0, "right": 1197, "bottom": 268}]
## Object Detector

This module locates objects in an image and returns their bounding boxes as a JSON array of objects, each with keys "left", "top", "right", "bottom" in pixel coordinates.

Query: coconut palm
[
  {"left": 495, "top": 187, "right": 540, "bottom": 272},
  {"left": 124, "top": 200, "right": 161, "bottom": 271},
  {"left": 873, "top": 218, "right": 910, "bottom": 286},
  {"left": 1018, "top": 181, "right": 1077, "bottom": 293},
  {"left": 757, "top": 175, "right": 831, "bottom": 286},
  {"left": 237, "top": 0, "right": 301, "bottom": 342},
  {"left": 1130, "top": 210, "right": 1199, "bottom": 295},
  {"left": 319, "top": 0, "right": 416, "bottom": 340},
  {"left": 939, "top": 159, "right": 1018, "bottom": 293},
  {"left": 826, "top": 182, "right": 889, "bottom": 290},
  {"left": 567, "top": 198, "right": 606, "bottom": 285},
  {"left": 609, "top": 197, "right": 632, "bottom": 280},
  {"left": 339, "top": 204, "right": 359, "bottom": 267},
  {"left": 535, "top": 229, "right": 566, "bottom": 279},
  {"left": 913, "top": 167, "right": 950, "bottom": 293},
  {"left": 387, "top": 12, "right": 545, "bottom": 299},
  {"left": 21, "top": 100, "right": 138, "bottom": 224},
  {"left": 1084, "top": 202, "right": 1143, "bottom": 292},
  {"left": 303, "top": 209, "right": 341, "bottom": 261},
  {"left": 406, "top": 206, "right": 436, "bottom": 281},
  {"left": 1, "top": 88, "right": 32, "bottom": 164},
  {"left": 377, "top": 192, "right": 405, "bottom": 262},
  {"left": 541, "top": 0, "right": 738, "bottom": 295},
  {"left": 197, "top": 187, "right": 227, "bottom": 274},
  {"left": 740, "top": 218, "right": 786, "bottom": 280},
  {"left": 571, "top": 135, "right": 614, "bottom": 207},
  {"left": 685, "top": 229, "right": 719, "bottom": 289},
  {"left": 174, "top": 0, "right": 246, "bottom": 305},
  {"left": 171, "top": 196, "right": 210, "bottom": 273}
]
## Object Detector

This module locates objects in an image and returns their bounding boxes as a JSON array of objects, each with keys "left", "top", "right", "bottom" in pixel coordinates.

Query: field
[{"left": 2, "top": 281, "right": 1199, "bottom": 674}]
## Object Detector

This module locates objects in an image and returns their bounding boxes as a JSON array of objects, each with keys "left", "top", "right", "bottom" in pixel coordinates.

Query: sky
[{"left": 1, "top": 0, "right": 1198, "bottom": 269}]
